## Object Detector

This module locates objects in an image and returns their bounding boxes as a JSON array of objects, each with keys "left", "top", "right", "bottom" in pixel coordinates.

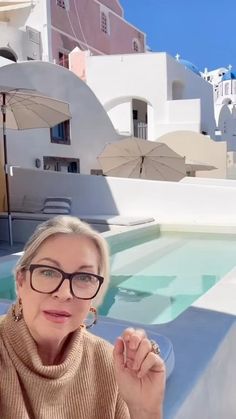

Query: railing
[{"left": 133, "top": 121, "right": 147, "bottom": 139}]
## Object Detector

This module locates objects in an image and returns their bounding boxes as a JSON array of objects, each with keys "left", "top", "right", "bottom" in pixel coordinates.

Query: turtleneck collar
[{"left": 2, "top": 309, "right": 85, "bottom": 381}]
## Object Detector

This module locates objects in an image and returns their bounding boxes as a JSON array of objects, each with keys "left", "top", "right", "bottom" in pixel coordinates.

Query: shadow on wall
[{"left": 9, "top": 168, "right": 119, "bottom": 216}]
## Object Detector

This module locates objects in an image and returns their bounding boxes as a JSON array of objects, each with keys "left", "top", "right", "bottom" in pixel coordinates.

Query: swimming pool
[
  {"left": 99, "top": 231, "right": 236, "bottom": 324},
  {"left": 1, "top": 230, "right": 236, "bottom": 324}
]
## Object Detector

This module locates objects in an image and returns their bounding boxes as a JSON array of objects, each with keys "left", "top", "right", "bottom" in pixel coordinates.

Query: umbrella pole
[
  {"left": 139, "top": 156, "right": 145, "bottom": 176},
  {"left": 1, "top": 93, "right": 13, "bottom": 246}
]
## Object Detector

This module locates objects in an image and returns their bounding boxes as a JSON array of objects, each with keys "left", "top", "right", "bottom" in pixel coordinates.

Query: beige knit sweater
[{"left": 0, "top": 312, "right": 130, "bottom": 419}]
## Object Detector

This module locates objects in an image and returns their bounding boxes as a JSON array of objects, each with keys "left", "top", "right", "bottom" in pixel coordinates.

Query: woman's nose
[{"left": 52, "top": 278, "right": 73, "bottom": 300}]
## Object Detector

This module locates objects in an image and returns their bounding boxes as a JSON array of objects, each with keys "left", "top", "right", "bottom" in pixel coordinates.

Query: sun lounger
[
  {"left": 79, "top": 215, "right": 155, "bottom": 226},
  {"left": 0, "top": 212, "right": 154, "bottom": 225}
]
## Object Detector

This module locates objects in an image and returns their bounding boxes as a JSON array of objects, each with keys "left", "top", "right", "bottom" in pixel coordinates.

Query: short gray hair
[{"left": 15, "top": 215, "right": 110, "bottom": 306}]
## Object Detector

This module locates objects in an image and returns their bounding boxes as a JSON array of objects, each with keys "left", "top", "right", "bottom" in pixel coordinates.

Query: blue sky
[{"left": 120, "top": 0, "right": 236, "bottom": 72}]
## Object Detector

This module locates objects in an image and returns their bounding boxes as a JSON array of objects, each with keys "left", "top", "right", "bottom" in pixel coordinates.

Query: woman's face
[{"left": 17, "top": 233, "right": 100, "bottom": 346}]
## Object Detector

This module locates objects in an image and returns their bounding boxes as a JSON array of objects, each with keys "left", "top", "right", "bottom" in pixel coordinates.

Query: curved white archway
[{"left": 104, "top": 95, "right": 152, "bottom": 112}]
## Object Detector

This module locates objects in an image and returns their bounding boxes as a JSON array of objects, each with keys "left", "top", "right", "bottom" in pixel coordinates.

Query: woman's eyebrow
[
  {"left": 78, "top": 265, "right": 96, "bottom": 271},
  {"left": 36, "top": 257, "right": 60, "bottom": 267},
  {"left": 36, "top": 258, "right": 96, "bottom": 271}
]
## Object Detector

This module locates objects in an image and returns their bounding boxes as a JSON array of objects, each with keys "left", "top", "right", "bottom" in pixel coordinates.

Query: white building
[
  {"left": 202, "top": 67, "right": 236, "bottom": 150},
  {"left": 70, "top": 50, "right": 227, "bottom": 177},
  {"left": 72, "top": 51, "right": 217, "bottom": 140},
  {"left": 0, "top": 1, "right": 47, "bottom": 62},
  {"left": 202, "top": 67, "right": 228, "bottom": 100},
  {"left": 0, "top": 60, "right": 120, "bottom": 177}
]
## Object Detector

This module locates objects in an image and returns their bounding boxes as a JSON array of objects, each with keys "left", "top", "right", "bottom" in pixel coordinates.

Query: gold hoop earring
[
  {"left": 12, "top": 298, "right": 23, "bottom": 322},
  {"left": 81, "top": 307, "right": 97, "bottom": 329}
]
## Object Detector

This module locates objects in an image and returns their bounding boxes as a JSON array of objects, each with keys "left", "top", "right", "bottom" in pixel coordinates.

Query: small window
[
  {"left": 91, "top": 169, "right": 103, "bottom": 175},
  {"left": 58, "top": 51, "right": 69, "bottom": 68},
  {"left": 225, "top": 83, "right": 229, "bottom": 95},
  {"left": 133, "top": 40, "right": 139, "bottom": 52},
  {"left": 133, "top": 110, "right": 138, "bottom": 120},
  {"left": 101, "top": 11, "right": 108, "bottom": 33},
  {"left": 50, "top": 120, "right": 70, "bottom": 145},
  {"left": 57, "top": 0, "right": 65, "bottom": 8}
]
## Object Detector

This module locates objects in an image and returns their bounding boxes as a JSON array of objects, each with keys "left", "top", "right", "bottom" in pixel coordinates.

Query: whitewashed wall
[
  {"left": 166, "top": 55, "right": 216, "bottom": 138},
  {"left": 0, "top": 61, "right": 119, "bottom": 174},
  {"left": 85, "top": 52, "right": 216, "bottom": 140},
  {"left": 8, "top": 168, "right": 236, "bottom": 225},
  {"left": 108, "top": 102, "right": 132, "bottom": 135}
]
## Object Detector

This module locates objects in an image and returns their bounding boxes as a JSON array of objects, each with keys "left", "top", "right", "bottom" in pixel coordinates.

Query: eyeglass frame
[{"left": 28, "top": 263, "right": 104, "bottom": 300}]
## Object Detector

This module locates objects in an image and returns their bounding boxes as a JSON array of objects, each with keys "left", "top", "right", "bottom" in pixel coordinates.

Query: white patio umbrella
[
  {"left": 98, "top": 137, "right": 186, "bottom": 181},
  {"left": 0, "top": 86, "right": 71, "bottom": 246}
]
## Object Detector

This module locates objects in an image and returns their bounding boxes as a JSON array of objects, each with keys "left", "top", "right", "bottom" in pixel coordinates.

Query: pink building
[
  {"left": 51, "top": 0, "right": 146, "bottom": 68},
  {"left": 0, "top": 1, "right": 146, "bottom": 67}
]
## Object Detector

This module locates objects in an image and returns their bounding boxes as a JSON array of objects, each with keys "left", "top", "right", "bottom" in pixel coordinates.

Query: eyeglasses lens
[{"left": 31, "top": 267, "right": 100, "bottom": 298}]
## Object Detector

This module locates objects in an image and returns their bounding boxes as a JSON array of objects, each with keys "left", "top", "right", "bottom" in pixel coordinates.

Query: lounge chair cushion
[{"left": 42, "top": 197, "right": 72, "bottom": 214}]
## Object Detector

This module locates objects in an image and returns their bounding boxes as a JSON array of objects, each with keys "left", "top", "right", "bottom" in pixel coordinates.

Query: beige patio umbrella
[
  {"left": 0, "top": 0, "right": 32, "bottom": 12},
  {"left": 185, "top": 159, "right": 217, "bottom": 172},
  {"left": 98, "top": 137, "right": 186, "bottom": 181},
  {"left": 0, "top": 86, "right": 71, "bottom": 246}
]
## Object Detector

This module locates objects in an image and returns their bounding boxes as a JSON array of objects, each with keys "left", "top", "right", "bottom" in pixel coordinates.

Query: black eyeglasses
[{"left": 28, "top": 264, "right": 104, "bottom": 300}]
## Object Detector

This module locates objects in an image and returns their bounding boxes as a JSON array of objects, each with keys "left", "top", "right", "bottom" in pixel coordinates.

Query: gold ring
[{"left": 150, "top": 339, "right": 161, "bottom": 355}]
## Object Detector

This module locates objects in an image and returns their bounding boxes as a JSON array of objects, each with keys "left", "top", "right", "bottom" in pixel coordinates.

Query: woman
[{"left": 0, "top": 215, "right": 165, "bottom": 418}]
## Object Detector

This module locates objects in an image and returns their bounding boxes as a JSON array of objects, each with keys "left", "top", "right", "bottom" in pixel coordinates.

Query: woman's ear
[{"left": 16, "top": 270, "right": 25, "bottom": 289}]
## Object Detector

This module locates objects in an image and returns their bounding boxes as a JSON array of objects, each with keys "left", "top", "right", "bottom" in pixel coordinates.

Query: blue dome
[
  {"left": 222, "top": 71, "right": 236, "bottom": 81},
  {"left": 178, "top": 59, "right": 201, "bottom": 76}
]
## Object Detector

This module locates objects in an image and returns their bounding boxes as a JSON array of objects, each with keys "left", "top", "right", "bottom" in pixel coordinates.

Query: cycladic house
[{"left": 0, "top": 59, "right": 121, "bottom": 208}]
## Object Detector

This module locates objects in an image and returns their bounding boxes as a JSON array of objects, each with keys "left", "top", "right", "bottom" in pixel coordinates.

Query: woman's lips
[{"left": 43, "top": 310, "right": 71, "bottom": 323}]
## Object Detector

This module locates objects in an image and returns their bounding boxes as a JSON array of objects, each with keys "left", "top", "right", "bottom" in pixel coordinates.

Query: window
[
  {"left": 57, "top": 0, "right": 65, "bottom": 8},
  {"left": 101, "top": 11, "right": 108, "bottom": 33},
  {"left": 133, "top": 110, "right": 138, "bottom": 120},
  {"left": 133, "top": 40, "right": 139, "bottom": 52},
  {"left": 50, "top": 120, "right": 70, "bottom": 145},
  {"left": 44, "top": 156, "right": 79, "bottom": 173},
  {"left": 220, "top": 83, "right": 223, "bottom": 96},
  {"left": 91, "top": 169, "right": 103, "bottom": 175},
  {"left": 225, "top": 83, "right": 229, "bottom": 95},
  {"left": 58, "top": 52, "right": 69, "bottom": 68},
  {"left": 26, "top": 26, "right": 40, "bottom": 44}
]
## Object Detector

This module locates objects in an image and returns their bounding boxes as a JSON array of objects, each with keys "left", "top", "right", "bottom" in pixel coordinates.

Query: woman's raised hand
[{"left": 113, "top": 327, "right": 166, "bottom": 419}]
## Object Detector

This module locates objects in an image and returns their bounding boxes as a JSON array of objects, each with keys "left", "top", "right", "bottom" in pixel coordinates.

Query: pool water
[
  {"left": 0, "top": 274, "right": 16, "bottom": 301},
  {"left": 1, "top": 232, "right": 236, "bottom": 324},
  {"left": 99, "top": 232, "right": 236, "bottom": 324}
]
